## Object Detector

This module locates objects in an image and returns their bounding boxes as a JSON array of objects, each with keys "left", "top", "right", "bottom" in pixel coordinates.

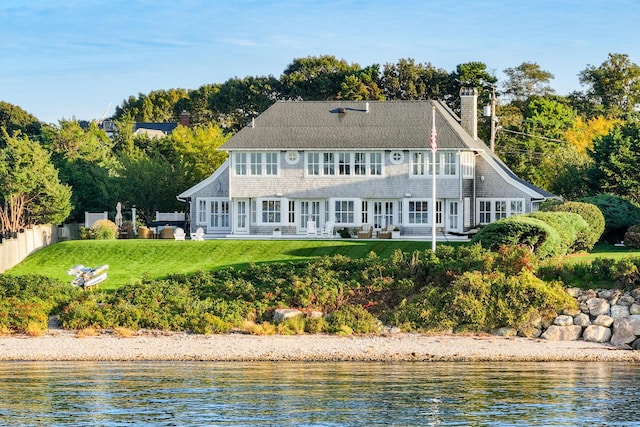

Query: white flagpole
[{"left": 431, "top": 106, "right": 437, "bottom": 252}]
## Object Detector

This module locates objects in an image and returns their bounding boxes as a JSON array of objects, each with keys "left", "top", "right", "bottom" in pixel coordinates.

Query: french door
[{"left": 209, "top": 200, "right": 230, "bottom": 232}]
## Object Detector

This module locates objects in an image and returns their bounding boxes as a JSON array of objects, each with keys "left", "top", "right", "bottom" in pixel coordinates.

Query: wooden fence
[{"left": 0, "top": 224, "right": 58, "bottom": 273}]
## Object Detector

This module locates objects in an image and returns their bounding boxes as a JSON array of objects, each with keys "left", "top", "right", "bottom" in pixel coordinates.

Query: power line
[{"left": 498, "top": 127, "right": 567, "bottom": 144}]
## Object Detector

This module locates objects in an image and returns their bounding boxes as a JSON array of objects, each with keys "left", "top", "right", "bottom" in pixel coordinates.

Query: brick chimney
[
  {"left": 179, "top": 110, "right": 190, "bottom": 127},
  {"left": 459, "top": 87, "right": 478, "bottom": 140}
]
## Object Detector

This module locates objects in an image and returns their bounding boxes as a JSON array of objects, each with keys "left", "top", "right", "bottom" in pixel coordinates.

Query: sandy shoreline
[{"left": 1, "top": 329, "right": 640, "bottom": 362}]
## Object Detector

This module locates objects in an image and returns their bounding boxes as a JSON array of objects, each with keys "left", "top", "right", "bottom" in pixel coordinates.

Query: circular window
[
  {"left": 285, "top": 151, "right": 300, "bottom": 165},
  {"left": 390, "top": 151, "right": 404, "bottom": 164}
]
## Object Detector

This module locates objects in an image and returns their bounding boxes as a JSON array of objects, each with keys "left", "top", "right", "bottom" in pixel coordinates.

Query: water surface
[{"left": 0, "top": 362, "right": 638, "bottom": 426}]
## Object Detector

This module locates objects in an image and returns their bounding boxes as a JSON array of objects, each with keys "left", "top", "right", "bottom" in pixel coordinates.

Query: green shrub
[
  {"left": 528, "top": 211, "right": 589, "bottom": 253},
  {"left": 471, "top": 216, "right": 563, "bottom": 258},
  {"left": 92, "top": 219, "right": 118, "bottom": 240},
  {"left": 580, "top": 194, "right": 640, "bottom": 243},
  {"left": 624, "top": 225, "right": 640, "bottom": 249},
  {"left": 326, "top": 304, "right": 380, "bottom": 334},
  {"left": 541, "top": 201, "right": 605, "bottom": 249},
  {"left": 79, "top": 227, "right": 96, "bottom": 240},
  {"left": 447, "top": 270, "right": 575, "bottom": 332}
]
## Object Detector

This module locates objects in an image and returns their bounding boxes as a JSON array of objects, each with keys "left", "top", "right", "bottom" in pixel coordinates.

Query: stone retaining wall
[{"left": 541, "top": 288, "right": 640, "bottom": 349}]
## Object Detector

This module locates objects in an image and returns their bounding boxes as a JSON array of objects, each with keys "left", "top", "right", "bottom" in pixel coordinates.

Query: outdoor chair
[
  {"left": 377, "top": 226, "right": 392, "bottom": 239},
  {"left": 357, "top": 224, "right": 373, "bottom": 239},
  {"left": 190, "top": 227, "right": 205, "bottom": 241},
  {"left": 174, "top": 227, "right": 186, "bottom": 241},
  {"left": 321, "top": 221, "right": 335, "bottom": 238},
  {"left": 159, "top": 227, "right": 174, "bottom": 239},
  {"left": 306, "top": 221, "right": 318, "bottom": 237}
]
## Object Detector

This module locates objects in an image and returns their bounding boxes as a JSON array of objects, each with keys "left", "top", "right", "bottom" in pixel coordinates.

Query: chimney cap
[{"left": 460, "top": 87, "right": 478, "bottom": 96}]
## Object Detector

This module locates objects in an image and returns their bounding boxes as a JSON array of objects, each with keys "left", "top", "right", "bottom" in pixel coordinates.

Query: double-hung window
[
  {"left": 338, "top": 153, "right": 351, "bottom": 175},
  {"left": 369, "top": 153, "right": 382, "bottom": 175},
  {"left": 265, "top": 152, "right": 278, "bottom": 175},
  {"left": 307, "top": 152, "right": 320, "bottom": 175},
  {"left": 412, "top": 152, "right": 425, "bottom": 176},
  {"left": 250, "top": 153, "right": 263, "bottom": 175},
  {"left": 235, "top": 153, "right": 247, "bottom": 175},
  {"left": 323, "top": 153, "right": 335, "bottom": 175},
  {"left": 354, "top": 153, "right": 366, "bottom": 175}
]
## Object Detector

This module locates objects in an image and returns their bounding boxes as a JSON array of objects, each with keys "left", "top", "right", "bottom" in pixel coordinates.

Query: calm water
[{"left": 0, "top": 361, "right": 639, "bottom": 426}]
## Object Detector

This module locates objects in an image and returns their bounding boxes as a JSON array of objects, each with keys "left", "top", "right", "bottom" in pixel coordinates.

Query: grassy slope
[{"left": 7, "top": 239, "right": 436, "bottom": 290}]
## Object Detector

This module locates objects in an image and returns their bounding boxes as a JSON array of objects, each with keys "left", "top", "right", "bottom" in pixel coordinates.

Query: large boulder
[
  {"left": 273, "top": 308, "right": 303, "bottom": 322},
  {"left": 593, "top": 314, "right": 614, "bottom": 327},
  {"left": 610, "top": 317, "right": 640, "bottom": 346},
  {"left": 586, "top": 298, "right": 610, "bottom": 316},
  {"left": 573, "top": 313, "right": 591, "bottom": 327},
  {"left": 582, "top": 325, "right": 612, "bottom": 343},
  {"left": 610, "top": 305, "right": 630, "bottom": 319},
  {"left": 541, "top": 325, "right": 583, "bottom": 341}
]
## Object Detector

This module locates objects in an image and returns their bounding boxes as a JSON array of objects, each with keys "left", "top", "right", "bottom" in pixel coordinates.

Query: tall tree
[
  {"left": 381, "top": 58, "right": 449, "bottom": 100},
  {"left": 502, "top": 62, "right": 555, "bottom": 105},
  {"left": 578, "top": 53, "right": 640, "bottom": 118},
  {"left": 0, "top": 130, "right": 71, "bottom": 232},
  {"left": 280, "top": 55, "right": 361, "bottom": 100},
  {"left": 0, "top": 102, "right": 42, "bottom": 140},
  {"left": 209, "top": 76, "right": 280, "bottom": 133},
  {"left": 167, "top": 123, "right": 230, "bottom": 185},
  {"left": 588, "top": 120, "right": 640, "bottom": 204},
  {"left": 339, "top": 65, "right": 385, "bottom": 101}
]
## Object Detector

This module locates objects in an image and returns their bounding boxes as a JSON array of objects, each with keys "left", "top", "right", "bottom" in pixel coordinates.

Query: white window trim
[
  {"left": 409, "top": 151, "right": 459, "bottom": 179},
  {"left": 304, "top": 151, "right": 384, "bottom": 177},
  {"left": 257, "top": 197, "right": 285, "bottom": 225},
  {"left": 476, "top": 198, "right": 526, "bottom": 224},
  {"left": 404, "top": 198, "right": 443, "bottom": 226},
  {"left": 329, "top": 197, "right": 360, "bottom": 226},
  {"left": 233, "top": 151, "right": 280, "bottom": 176}
]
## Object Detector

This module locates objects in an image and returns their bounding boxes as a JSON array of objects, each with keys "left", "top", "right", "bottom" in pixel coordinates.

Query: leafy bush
[
  {"left": 541, "top": 201, "right": 605, "bottom": 249},
  {"left": 580, "top": 194, "right": 640, "bottom": 243},
  {"left": 528, "top": 211, "right": 589, "bottom": 253},
  {"left": 624, "top": 225, "right": 640, "bottom": 248},
  {"left": 326, "top": 304, "right": 380, "bottom": 334},
  {"left": 92, "top": 219, "right": 119, "bottom": 240},
  {"left": 471, "top": 216, "right": 563, "bottom": 258}
]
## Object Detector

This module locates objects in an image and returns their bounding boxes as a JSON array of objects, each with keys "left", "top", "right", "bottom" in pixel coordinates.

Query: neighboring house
[{"left": 178, "top": 89, "right": 555, "bottom": 238}]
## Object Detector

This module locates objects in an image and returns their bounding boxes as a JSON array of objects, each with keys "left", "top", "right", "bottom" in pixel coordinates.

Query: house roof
[
  {"left": 220, "top": 100, "right": 479, "bottom": 151},
  {"left": 133, "top": 122, "right": 178, "bottom": 134}
]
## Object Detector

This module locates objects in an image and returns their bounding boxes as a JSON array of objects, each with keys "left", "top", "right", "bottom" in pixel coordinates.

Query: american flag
[{"left": 430, "top": 108, "right": 438, "bottom": 152}]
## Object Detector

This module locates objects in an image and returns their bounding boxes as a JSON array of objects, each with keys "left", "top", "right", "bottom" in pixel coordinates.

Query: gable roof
[{"left": 221, "top": 100, "right": 477, "bottom": 151}]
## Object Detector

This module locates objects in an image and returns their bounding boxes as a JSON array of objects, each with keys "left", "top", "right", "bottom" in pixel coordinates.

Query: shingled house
[{"left": 177, "top": 89, "right": 554, "bottom": 238}]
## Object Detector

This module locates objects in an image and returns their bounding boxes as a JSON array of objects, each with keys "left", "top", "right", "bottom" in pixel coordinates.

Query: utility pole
[{"left": 489, "top": 85, "right": 497, "bottom": 152}]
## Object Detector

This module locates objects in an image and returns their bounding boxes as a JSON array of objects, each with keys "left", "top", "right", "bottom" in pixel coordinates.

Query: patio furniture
[
  {"left": 306, "top": 221, "right": 318, "bottom": 237},
  {"left": 377, "top": 226, "right": 392, "bottom": 239},
  {"left": 357, "top": 224, "right": 373, "bottom": 239},
  {"left": 321, "top": 221, "right": 335, "bottom": 238},
  {"left": 159, "top": 227, "right": 174, "bottom": 239},
  {"left": 174, "top": 227, "right": 186, "bottom": 240},
  {"left": 190, "top": 227, "right": 205, "bottom": 241}
]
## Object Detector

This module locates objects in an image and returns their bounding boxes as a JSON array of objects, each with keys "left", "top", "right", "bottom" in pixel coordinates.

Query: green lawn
[
  {"left": 559, "top": 244, "right": 640, "bottom": 265},
  {"left": 7, "top": 239, "right": 439, "bottom": 290}
]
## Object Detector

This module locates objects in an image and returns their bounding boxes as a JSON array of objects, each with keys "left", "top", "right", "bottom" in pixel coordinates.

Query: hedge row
[{"left": 472, "top": 201, "right": 605, "bottom": 258}]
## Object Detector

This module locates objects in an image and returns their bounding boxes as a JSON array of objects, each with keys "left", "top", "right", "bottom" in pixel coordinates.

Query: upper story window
[
  {"left": 338, "top": 153, "right": 351, "bottom": 175},
  {"left": 307, "top": 152, "right": 320, "bottom": 175},
  {"left": 265, "top": 152, "right": 278, "bottom": 175},
  {"left": 234, "top": 152, "right": 279, "bottom": 176},
  {"left": 369, "top": 152, "right": 382, "bottom": 175},
  {"left": 410, "top": 151, "right": 458, "bottom": 177},
  {"left": 305, "top": 151, "right": 384, "bottom": 177},
  {"left": 235, "top": 152, "right": 247, "bottom": 175},
  {"left": 323, "top": 153, "right": 335, "bottom": 175},
  {"left": 390, "top": 151, "right": 404, "bottom": 164}
]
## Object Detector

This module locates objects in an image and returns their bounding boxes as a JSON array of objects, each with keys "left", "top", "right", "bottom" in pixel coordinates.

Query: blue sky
[{"left": 1, "top": 0, "right": 638, "bottom": 124}]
